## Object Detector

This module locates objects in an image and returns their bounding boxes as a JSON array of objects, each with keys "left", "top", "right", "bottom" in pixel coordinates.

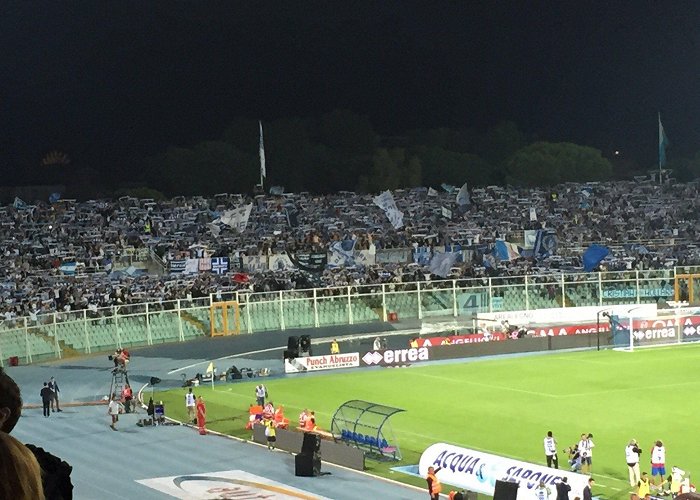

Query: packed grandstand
[{"left": 2, "top": 179, "right": 699, "bottom": 322}]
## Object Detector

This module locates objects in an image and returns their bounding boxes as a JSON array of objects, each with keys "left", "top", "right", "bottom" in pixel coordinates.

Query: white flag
[
  {"left": 441, "top": 206, "right": 452, "bottom": 219},
  {"left": 220, "top": 204, "right": 253, "bottom": 233},
  {"left": 259, "top": 121, "right": 266, "bottom": 179},
  {"left": 456, "top": 183, "right": 470, "bottom": 206},
  {"left": 529, "top": 207, "right": 537, "bottom": 221},
  {"left": 373, "top": 190, "right": 398, "bottom": 212},
  {"left": 386, "top": 208, "right": 404, "bottom": 229},
  {"left": 427, "top": 187, "right": 438, "bottom": 197}
]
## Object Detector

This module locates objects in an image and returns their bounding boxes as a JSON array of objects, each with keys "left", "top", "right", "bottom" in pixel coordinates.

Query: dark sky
[{"left": 2, "top": 1, "right": 700, "bottom": 174}]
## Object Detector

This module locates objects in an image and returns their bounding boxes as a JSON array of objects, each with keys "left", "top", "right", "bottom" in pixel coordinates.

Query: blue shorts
[
  {"left": 581, "top": 456, "right": 592, "bottom": 465},
  {"left": 652, "top": 465, "right": 666, "bottom": 476}
]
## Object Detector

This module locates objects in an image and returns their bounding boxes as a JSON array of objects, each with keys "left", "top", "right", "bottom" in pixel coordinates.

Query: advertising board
[
  {"left": 284, "top": 353, "right": 360, "bottom": 373},
  {"left": 419, "top": 443, "right": 590, "bottom": 500},
  {"left": 360, "top": 347, "right": 430, "bottom": 366}
]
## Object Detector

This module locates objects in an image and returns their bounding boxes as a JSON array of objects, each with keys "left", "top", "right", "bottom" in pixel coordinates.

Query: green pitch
[{"left": 154, "top": 343, "right": 700, "bottom": 498}]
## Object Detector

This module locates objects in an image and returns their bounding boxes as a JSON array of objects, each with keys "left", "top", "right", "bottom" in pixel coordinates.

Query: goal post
[
  {"left": 614, "top": 301, "right": 695, "bottom": 352},
  {"left": 209, "top": 301, "right": 241, "bottom": 337}
]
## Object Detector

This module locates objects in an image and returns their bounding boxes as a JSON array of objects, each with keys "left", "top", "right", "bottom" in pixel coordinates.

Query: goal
[
  {"left": 614, "top": 301, "right": 699, "bottom": 352},
  {"left": 209, "top": 301, "right": 241, "bottom": 336}
]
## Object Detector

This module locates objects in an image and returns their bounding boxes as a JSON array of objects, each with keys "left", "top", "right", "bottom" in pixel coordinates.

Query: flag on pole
[
  {"left": 659, "top": 113, "right": 669, "bottom": 168},
  {"left": 259, "top": 121, "right": 266, "bottom": 179},
  {"left": 206, "top": 361, "right": 214, "bottom": 374}
]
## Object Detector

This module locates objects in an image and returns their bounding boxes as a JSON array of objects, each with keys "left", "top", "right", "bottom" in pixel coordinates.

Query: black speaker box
[
  {"left": 302, "top": 432, "right": 321, "bottom": 453},
  {"left": 284, "top": 349, "right": 299, "bottom": 360},
  {"left": 494, "top": 480, "right": 519, "bottom": 500},
  {"left": 294, "top": 452, "right": 321, "bottom": 477},
  {"left": 288, "top": 336, "right": 299, "bottom": 350},
  {"left": 299, "top": 334, "right": 311, "bottom": 351}
]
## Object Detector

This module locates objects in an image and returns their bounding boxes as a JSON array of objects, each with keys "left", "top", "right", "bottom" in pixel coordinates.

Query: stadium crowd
[{"left": 1, "top": 178, "right": 699, "bottom": 320}]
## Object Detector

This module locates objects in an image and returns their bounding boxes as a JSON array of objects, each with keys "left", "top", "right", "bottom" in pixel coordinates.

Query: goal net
[{"left": 612, "top": 302, "right": 700, "bottom": 352}]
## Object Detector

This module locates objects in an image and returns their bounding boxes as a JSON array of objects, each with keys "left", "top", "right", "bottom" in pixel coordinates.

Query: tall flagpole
[
  {"left": 658, "top": 112, "right": 662, "bottom": 183},
  {"left": 259, "top": 121, "right": 266, "bottom": 190}
]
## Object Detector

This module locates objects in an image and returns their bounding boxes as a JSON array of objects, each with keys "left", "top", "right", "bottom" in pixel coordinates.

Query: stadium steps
[
  {"left": 30, "top": 325, "right": 80, "bottom": 358},
  {"left": 180, "top": 311, "right": 209, "bottom": 336}
]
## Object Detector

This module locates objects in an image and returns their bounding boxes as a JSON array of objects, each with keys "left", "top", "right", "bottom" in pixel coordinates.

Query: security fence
[{"left": 0, "top": 268, "right": 687, "bottom": 366}]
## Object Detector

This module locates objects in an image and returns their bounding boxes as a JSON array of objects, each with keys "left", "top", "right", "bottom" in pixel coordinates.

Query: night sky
[{"left": 2, "top": 1, "right": 700, "bottom": 176}]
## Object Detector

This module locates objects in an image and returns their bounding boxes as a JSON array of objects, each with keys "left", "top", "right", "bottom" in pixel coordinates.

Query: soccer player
[
  {"left": 544, "top": 431, "right": 558, "bottom": 468},
  {"left": 650, "top": 440, "right": 666, "bottom": 489}
]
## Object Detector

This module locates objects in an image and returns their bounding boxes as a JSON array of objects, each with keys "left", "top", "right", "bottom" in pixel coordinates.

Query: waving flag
[
  {"left": 582, "top": 244, "right": 609, "bottom": 272},
  {"left": 494, "top": 240, "right": 521, "bottom": 261},
  {"left": 456, "top": 183, "right": 470, "bottom": 206}
]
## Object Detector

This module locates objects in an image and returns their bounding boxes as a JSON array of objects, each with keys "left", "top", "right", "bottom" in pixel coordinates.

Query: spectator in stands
[
  {"left": 0, "top": 368, "right": 73, "bottom": 499},
  {"left": 0, "top": 431, "right": 45, "bottom": 500}
]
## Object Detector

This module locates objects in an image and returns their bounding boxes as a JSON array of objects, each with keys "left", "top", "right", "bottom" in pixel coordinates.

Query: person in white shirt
[
  {"left": 578, "top": 433, "right": 595, "bottom": 474},
  {"left": 650, "top": 440, "right": 666, "bottom": 489},
  {"left": 625, "top": 439, "right": 642, "bottom": 486},
  {"left": 255, "top": 384, "right": 267, "bottom": 406},
  {"left": 544, "top": 431, "right": 558, "bottom": 468},
  {"left": 185, "top": 388, "right": 196, "bottom": 423},
  {"left": 107, "top": 393, "right": 123, "bottom": 431}
]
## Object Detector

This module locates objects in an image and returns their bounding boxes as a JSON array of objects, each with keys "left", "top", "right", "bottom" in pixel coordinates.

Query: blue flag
[
  {"left": 659, "top": 113, "right": 669, "bottom": 168},
  {"left": 582, "top": 244, "right": 609, "bottom": 272}
]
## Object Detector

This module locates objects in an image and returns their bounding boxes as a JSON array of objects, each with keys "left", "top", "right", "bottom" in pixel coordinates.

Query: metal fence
[{"left": 0, "top": 268, "right": 684, "bottom": 366}]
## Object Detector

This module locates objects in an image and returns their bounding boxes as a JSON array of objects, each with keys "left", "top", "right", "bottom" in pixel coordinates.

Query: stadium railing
[{"left": 0, "top": 268, "right": 684, "bottom": 366}]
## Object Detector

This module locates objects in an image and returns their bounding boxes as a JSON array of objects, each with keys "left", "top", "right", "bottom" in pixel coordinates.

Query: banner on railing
[
  {"left": 268, "top": 253, "right": 294, "bottom": 271},
  {"left": 415, "top": 333, "right": 507, "bottom": 346},
  {"left": 243, "top": 255, "right": 268, "bottom": 273},
  {"left": 419, "top": 443, "right": 590, "bottom": 500},
  {"left": 289, "top": 252, "right": 327, "bottom": 272},
  {"left": 284, "top": 353, "right": 360, "bottom": 373},
  {"left": 375, "top": 248, "right": 411, "bottom": 264},
  {"left": 601, "top": 286, "right": 673, "bottom": 299}
]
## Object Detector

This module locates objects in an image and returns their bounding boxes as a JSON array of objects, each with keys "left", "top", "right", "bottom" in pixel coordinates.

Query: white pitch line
[
  {"left": 167, "top": 346, "right": 285, "bottom": 374},
  {"left": 411, "top": 371, "right": 560, "bottom": 398}
]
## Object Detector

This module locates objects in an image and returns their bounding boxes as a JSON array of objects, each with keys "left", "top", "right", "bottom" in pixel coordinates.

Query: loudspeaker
[
  {"left": 494, "top": 480, "right": 519, "bottom": 500},
  {"left": 294, "top": 452, "right": 321, "bottom": 477},
  {"left": 288, "top": 336, "right": 299, "bottom": 350},
  {"left": 302, "top": 432, "right": 321, "bottom": 453},
  {"left": 229, "top": 365, "right": 242, "bottom": 380},
  {"left": 299, "top": 335, "right": 311, "bottom": 351}
]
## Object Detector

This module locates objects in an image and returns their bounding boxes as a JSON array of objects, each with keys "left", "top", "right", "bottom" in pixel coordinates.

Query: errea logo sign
[{"left": 361, "top": 347, "right": 429, "bottom": 366}]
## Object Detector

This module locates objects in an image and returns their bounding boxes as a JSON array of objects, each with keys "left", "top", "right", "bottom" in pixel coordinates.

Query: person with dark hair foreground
[
  {"left": 0, "top": 367, "right": 73, "bottom": 499},
  {"left": 0, "top": 431, "right": 45, "bottom": 500}
]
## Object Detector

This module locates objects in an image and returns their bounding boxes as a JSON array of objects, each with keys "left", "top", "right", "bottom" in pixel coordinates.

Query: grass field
[{"left": 154, "top": 343, "right": 700, "bottom": 498}]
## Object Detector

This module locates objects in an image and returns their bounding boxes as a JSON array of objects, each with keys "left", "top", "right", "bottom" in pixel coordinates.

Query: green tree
[{"left": 506, "top": 142, "right": 613, "bottom": 186}]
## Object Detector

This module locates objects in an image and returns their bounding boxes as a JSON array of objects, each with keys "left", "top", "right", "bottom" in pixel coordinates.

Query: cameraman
[{"left": 625, "top": 439, "right": 642, "bottom": 486}]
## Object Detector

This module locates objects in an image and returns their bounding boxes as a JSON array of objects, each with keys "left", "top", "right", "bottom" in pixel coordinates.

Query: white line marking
[{"left": 410, "top": 371, "right": 560, "bottom": 398}]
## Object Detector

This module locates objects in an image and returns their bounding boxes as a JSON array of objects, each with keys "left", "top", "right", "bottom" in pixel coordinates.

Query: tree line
[{"left": 18, "top": 109, "right": 700, "bottom": 199}]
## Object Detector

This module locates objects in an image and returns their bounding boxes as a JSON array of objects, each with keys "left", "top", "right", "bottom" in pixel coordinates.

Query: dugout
[{"left": 330, "top": 400, "right": 404, "bottom": 461}]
